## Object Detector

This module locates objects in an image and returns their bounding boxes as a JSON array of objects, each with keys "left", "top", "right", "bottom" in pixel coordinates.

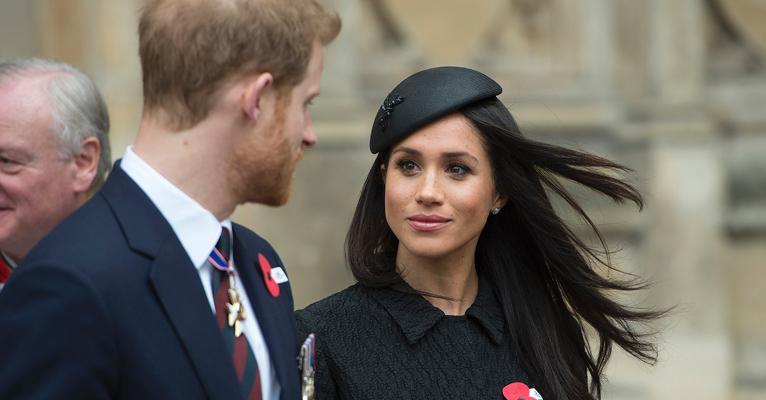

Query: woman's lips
[{"left": 407, "top": 214, "right": 451, "bottom": 231}]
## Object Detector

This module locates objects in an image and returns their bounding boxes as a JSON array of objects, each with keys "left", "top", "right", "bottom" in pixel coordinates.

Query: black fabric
[
  {"left": 295, "top": 277, "right": 533, "bottom": 400},
  {"left": 369, "top": 66, "right": 502, "bottom": 153}
]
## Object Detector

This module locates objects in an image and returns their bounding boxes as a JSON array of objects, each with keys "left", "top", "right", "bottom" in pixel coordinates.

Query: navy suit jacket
[{"left": 0, "top": 165, "right": 301, "bottom": 400}]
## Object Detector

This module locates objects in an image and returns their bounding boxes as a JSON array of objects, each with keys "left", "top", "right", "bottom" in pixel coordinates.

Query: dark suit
[{"left": 0, "top": 164, "right": 300, "bottom": 400}]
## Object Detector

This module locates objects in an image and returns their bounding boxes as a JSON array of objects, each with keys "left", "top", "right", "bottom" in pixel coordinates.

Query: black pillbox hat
[{"left": 369, "top": 66, "right": 502, "bottom": 154}]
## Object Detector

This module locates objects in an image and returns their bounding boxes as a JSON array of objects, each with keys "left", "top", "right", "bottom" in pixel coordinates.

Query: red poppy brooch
[{"left": 502, "top": 382, "right": 543, "bottom": 400}]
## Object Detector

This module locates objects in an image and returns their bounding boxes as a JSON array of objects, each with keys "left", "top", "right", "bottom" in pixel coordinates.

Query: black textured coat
[{"left": 296, "top": 278, "right": 537, "bottom": 400}]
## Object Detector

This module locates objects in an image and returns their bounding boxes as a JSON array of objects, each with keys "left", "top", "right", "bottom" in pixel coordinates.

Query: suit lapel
[
  {"left": 149, "top": 240, "right": 242, "bottom": 400},
  {"left": 232, "top": 225, "right": 295, "bottom": 398},
  {"left": 101, "top": 164, "right": 242, "bottom": 400}
]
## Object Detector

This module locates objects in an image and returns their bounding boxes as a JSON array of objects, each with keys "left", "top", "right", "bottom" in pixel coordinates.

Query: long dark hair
[{"left": 346, "top": 97, "right": 664, "bottom": 399}]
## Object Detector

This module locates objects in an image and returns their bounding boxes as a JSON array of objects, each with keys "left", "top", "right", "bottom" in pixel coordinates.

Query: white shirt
[{"left": 120, "top": 146, "right": 280, "bottom": 400}]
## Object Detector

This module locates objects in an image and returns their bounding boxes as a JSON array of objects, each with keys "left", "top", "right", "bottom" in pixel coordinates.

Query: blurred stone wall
[{"left": 2, "top": 0, "right": 764, "bottom": 398}]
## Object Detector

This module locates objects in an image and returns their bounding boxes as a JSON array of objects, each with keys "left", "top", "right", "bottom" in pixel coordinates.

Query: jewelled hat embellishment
[
  {"left": 377, "top": 94, "right": 405, "bottom": 130},
  {"left": 502, "top": 382, "right": 543, "bottom": 400}
]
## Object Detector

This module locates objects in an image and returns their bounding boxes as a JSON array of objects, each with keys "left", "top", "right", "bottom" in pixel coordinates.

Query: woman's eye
[
  {"left": 396, "top": 159, "right": 419, "bottom": 174},
  {"left": 447, "top": 164, "right": 470, "bottom": 176}
]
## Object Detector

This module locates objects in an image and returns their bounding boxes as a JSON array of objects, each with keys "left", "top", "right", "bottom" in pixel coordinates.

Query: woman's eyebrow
[
  {"left": 392, "top": 147, "right": 480, "bottom": 163},
  {"left": 391, "top": 146, "right": 420, "bottom": 155},
  {"left": 442, "top": 151, "right": 478, "bottom": 163}
]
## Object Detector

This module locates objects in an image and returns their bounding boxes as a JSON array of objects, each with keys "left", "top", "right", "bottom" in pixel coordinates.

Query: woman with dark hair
[{"left": 296, "top": 66, "right": 662, "bottom": 400}]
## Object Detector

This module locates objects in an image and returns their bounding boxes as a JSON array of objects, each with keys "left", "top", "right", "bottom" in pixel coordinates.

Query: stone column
[
  {"left": 642, "top": 123, "right": 731, "bottom": 399},
  {"left": 639, "top": 0, "right": 733, "bottom": 398},
  {"left": 36, "top": 0, "right": 143, "bottom": 160},
  {"left": 0, "top": 1, "right": 41, "bottom": 58},
  {"left": 312, "top": 0, "right": 361, "bottom": 124}
]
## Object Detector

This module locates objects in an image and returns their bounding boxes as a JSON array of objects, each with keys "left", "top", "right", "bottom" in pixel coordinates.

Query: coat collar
[
  {"left": 231, "top": 224, "right": 298, "bottom": 399},
  {"left": 99, "top": 161, "right": 176, "bottom": 259},
  {"left": 464, "top": 276, "right": 505, "bottom": 345},
  {"left": 100, "top": 163, "right": 243, "bottom": 400},
  {"left": 367, "top": 274, "right": 505, "bottom": 345}
]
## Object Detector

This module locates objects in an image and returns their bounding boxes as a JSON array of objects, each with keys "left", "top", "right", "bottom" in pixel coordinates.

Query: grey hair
[{"left": 0, "top": 58, "right": 111, "bottom": 191}]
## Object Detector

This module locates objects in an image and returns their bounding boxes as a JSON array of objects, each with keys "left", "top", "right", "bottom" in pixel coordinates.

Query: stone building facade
[{"left": 1, "top": 0, "right": 764, "bottom": 398}]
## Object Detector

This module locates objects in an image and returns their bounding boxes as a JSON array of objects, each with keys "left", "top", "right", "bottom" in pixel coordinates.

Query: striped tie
[{"left": 210, "top": 228, "right": 262, "bottom": 400}]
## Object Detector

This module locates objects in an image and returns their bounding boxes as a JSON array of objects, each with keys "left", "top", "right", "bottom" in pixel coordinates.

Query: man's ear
[
  {"left": 242, "top": 73, "right": 274, "bottom": 123},
  {"left": 72, "top": 137, "right": 100, "bottom": 194}
]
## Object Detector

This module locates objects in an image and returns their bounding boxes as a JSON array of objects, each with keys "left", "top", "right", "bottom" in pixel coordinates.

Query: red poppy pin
[
  {"left": 257, "top": 253, "right": 280, "bottom": 298},
  {"left": 502, "top": 382, "right": 543, "bottom": 400}
]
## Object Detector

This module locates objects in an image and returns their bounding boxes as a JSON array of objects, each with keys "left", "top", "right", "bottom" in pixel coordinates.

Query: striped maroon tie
[{"left": 210, "top": 228, "right": 262, "bottom": 400}]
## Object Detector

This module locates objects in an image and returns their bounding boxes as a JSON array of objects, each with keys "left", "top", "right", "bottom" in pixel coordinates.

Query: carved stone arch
[
  {"left": 706, "top": 0, "right": 766, "bottom": 73},
  {"left": 471, "top": 0, "right": 593, "bottom": 98},
  {"left": 714, "top": 0, "right": 766, "bottom": 60},
  {"left": 356, "top": 0, "right": 512, "bottom": 101}
]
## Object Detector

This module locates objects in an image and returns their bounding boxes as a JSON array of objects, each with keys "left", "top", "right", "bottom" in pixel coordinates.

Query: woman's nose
[{"left": 414, "top": 170, "right": 444, "bottom": 206}]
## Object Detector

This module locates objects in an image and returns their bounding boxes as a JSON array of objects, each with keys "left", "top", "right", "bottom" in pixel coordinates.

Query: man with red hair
[{"left": 0, "top": 1, "right": 340, "bottom": 399}]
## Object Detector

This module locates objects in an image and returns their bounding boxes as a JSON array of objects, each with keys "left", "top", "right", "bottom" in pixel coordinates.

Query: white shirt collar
[
  {"left": 120, "top": 146, "right": 232, "bottom": 269},
  {"left": 1, "top": 251, "right": 17, "bottom": 269}
]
